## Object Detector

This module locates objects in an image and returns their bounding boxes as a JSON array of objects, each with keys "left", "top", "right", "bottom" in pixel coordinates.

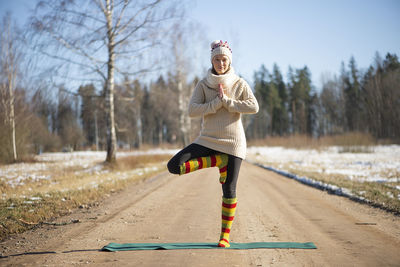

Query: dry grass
[
  {"left": 248, "top": 132, "right": 378, "bottom": 149},
  {"left": 0, "top": 154, "right": 171, "bottom": 242},
  {"left": 260, "top": 161, "right": 400, "bottom": 214},
  {"left": 107, "top": 154, "right": 172, "bottom": 171}
]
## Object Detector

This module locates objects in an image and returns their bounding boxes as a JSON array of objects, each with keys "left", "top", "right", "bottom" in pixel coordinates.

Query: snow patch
[
  {"left": 0, "top": 149, "right": 177, "bottom": 187},
  {"left": 247, "top": 145, "right": 400, "bottom": 184}
]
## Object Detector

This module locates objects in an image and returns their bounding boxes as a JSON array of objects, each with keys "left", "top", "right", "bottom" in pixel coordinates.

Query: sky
[
  {"left": 1, "top": 0, "right": 399, "bottom": 90},
  {"left": 188, "top": 0, "right": 400, "bottom": 88}
]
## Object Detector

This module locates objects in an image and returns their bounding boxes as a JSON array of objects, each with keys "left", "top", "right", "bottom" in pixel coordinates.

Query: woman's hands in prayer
[{"left": 218, "top": 83, "right": 224, "bottom": 99}]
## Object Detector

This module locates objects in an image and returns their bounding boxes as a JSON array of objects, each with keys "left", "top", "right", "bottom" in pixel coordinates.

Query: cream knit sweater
[{"left": 189, "top": 67, "right": 259, "bottom": 159}]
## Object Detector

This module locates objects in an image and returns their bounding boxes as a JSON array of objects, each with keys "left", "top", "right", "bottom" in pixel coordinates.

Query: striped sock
[
  {"left": 179, "top": 154, "right": 228, "bottom": 184},
  {"left": 218, "top": 197, "right": 237, "bottom": 248},
  {"left": 217, "top": 154, "right": 228, "bottom": 184}
]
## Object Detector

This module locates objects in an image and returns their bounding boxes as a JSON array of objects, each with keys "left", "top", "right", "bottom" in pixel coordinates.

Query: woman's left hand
[{"left": 218, "top": 83, "right": 224, "bottom": 99}]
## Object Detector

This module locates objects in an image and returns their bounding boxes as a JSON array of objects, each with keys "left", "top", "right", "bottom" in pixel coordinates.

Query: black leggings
[{"left": 167, "top": 143, "right": 242, "bottom": 198}]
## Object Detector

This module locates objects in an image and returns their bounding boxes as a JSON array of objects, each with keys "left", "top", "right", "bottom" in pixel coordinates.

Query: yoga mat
[{"left": 102, "top": 242, "right": 317, "bottom": 251}]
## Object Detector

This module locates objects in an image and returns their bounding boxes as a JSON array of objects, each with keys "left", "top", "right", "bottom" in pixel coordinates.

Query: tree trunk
[
  {"left": 158, "top": 120, "right": 163, "bottom": 145},
  {"left": 137, "top": 108, "right": 142, "bottom": 148},
  {"left": 178, "top": 80, "right": 190, "bottom": 146},
  {"left": 291, "top": 101, "right": 296, "bottom": 134},
  {"left": 1, "top": 14, "right": 18, "bottom": 162},
  {"left": 94, "top": 110, "right": 99, "bottom": 151},
  {"left": 105, "top": 0, "right": 117, "bottom": 163},
  {"left": 9, "top": 77, "right": 17, "bottom": 161}
]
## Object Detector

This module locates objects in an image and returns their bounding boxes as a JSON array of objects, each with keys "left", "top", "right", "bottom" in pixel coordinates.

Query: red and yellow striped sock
[
  {"left": 180, "top": 154, "right": 228, "bottom": 184},
  {"left": 217, "top": 154, "right": 228, "bottom": 184},
  {"left": 218, "top": 197, "right": 237, "bottom": 248}
]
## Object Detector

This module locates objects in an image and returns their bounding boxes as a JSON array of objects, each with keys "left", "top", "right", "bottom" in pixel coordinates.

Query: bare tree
[
  {"left": 318, "top": 74, "right": 346, "bottom": 135},
  {"left": 0, "top": 13, "right": 23, "bottom": 162},
  {"left": 168, "top": 22, "right": 202, "bottom": 146},
  {"left": 30, "top": 0, "right": 181, "bottom": 162},
  {"left": 363, "top": 53, "right": 400, "bottom": 140},
  {"left": 171, "top": 25, "right": 190, "bottom": 146}
]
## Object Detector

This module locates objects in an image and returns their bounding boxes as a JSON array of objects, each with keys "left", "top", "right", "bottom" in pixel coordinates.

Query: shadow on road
[{"left": 1, "top": 248, "right": 101, "bottom": 259}]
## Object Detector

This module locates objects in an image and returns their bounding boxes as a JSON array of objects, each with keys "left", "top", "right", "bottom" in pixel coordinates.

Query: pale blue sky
[
  {"left": 1, "top": 0, "right": 399, "bottom": 89},
  {"left": 188, "top": 0, "right": 400, "bottom": 88}
]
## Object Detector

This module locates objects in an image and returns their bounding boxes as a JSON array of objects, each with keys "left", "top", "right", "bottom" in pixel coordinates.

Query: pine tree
[
  {"left": 289, "top": 66, "right": 313, "bottom": 134},
  {"left": 78, "top": 84, "right": 97, "bottom": 147},
  {"left": 344, "top": 56, "right": 364, "bottom": 132},
  {"left": 252, "top": 65, "right": 270, "bottom": 138},
  {"left": 271, "top": 64, "right": 289, "bottom": 135}
]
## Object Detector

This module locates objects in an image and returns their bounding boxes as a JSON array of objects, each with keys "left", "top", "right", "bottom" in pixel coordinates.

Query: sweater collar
[{"left": 205, "top": 66, "right": 240, "bottom": 89}]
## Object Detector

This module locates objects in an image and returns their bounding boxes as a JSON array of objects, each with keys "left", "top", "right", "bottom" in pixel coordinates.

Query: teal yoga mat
[{"left": 102, "top": 242, "right": 317, "bottom": 251}]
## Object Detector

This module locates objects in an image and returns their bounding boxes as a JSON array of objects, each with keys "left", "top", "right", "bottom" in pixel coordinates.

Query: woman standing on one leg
[{"left": 167, "top": 40, "right": 259, "bottom": 247}]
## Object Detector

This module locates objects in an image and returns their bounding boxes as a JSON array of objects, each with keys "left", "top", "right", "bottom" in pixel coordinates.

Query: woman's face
[{"left": 212, "top": 55, "right": 230, "bottom": 75}]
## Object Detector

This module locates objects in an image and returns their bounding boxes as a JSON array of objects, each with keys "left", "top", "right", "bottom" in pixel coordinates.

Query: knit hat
[{"left": 211, "top": 40, "right": 232, "bottom": 64}]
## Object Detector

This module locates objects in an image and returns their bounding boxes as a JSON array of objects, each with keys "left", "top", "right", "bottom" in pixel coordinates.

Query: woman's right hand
[{"left": 218, "top": 83, "right": 224, "bottom": 99}]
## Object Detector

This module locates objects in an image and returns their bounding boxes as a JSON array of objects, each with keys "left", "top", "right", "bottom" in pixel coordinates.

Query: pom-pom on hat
[{"left": 211, "top": 40, "right": 232, "bottom": 64}]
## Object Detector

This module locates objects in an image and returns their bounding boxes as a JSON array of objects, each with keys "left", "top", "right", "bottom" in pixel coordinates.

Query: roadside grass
[
  {"left": 0, "top": 154, "right": 171, "bottom": 242},
  {"left": 258, "top": 161, "right": 400, "bottom": 214},
  {"left": 109, "top": 154, "right": 172, "bottom": 171},
  {"left": 247, "top": 132, "right": 381, "bottom": 149}
]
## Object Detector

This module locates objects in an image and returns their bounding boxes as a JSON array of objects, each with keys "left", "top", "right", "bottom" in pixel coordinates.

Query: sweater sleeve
[
  {"left": 222, "top": 80, "right": 259, "bottom": 114},
  {"left": 188, "top": 81, "right": 223, "bottom": 118}
]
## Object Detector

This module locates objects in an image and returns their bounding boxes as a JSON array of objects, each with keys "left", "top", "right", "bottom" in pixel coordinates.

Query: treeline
[
  {"left": 77, "top": 75, "right": 198, "bottom": 150},
  {"left": 247, "top": 53, "right": 400, "bottom": 141},
  {"left": 2, "top": 52, "right": 398, "bottom": 163},
  {"left": 13, "top": 74, "right": 198, "bottom": 155}
]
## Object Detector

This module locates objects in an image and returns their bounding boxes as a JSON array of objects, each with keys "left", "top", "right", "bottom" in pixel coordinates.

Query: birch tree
[
  {"left": 0, "top": 13, "right": 22, "bottom": 162},
  {"left": 31, "top": 0, "right": 181, "bottom": 162}
]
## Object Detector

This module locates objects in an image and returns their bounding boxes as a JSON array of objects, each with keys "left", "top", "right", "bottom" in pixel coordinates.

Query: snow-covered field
[
  {"left": 247, "top": 145, "right": 400, "bottom": 201},
  {"left": 0, "top": 149, "right": 179, "bottom": 189}
]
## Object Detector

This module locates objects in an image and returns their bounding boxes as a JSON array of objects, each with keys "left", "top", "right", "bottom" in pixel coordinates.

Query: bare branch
[
  {"left": 40, "top": 50, "right": 96, "bottom": 70},
  {"left": 114, "top": 19, "right": 149, "bottom": 47},
  {"left": 53, "top": 73, "right": 105, "bottom": 85},
  {"left": 114, "top": 41, "right": 160, "bottom": 55},
  {"left": 113, "top": 0, "right": 160, "bottom": 38},
  {"left": 46, "top": 29, "right": 105, "bottom": 66},
  {"left": 114, "top": 65, "right": 162, "bottom": 77},
  {"left": 113, "top": 0, "right": 129, "bottom": 32},
  {"left": 53, "top": 12, "right": 105, "bottom": 33}
]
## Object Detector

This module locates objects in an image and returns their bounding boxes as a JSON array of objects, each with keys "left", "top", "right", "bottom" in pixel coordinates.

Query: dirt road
[{"left": 1, "top": 162, "right": 399, "bottom": 266}]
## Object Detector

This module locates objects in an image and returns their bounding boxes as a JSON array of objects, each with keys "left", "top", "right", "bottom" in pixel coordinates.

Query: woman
[{"left": 167, "top": 40, "right": 259, "bottom": 247}]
